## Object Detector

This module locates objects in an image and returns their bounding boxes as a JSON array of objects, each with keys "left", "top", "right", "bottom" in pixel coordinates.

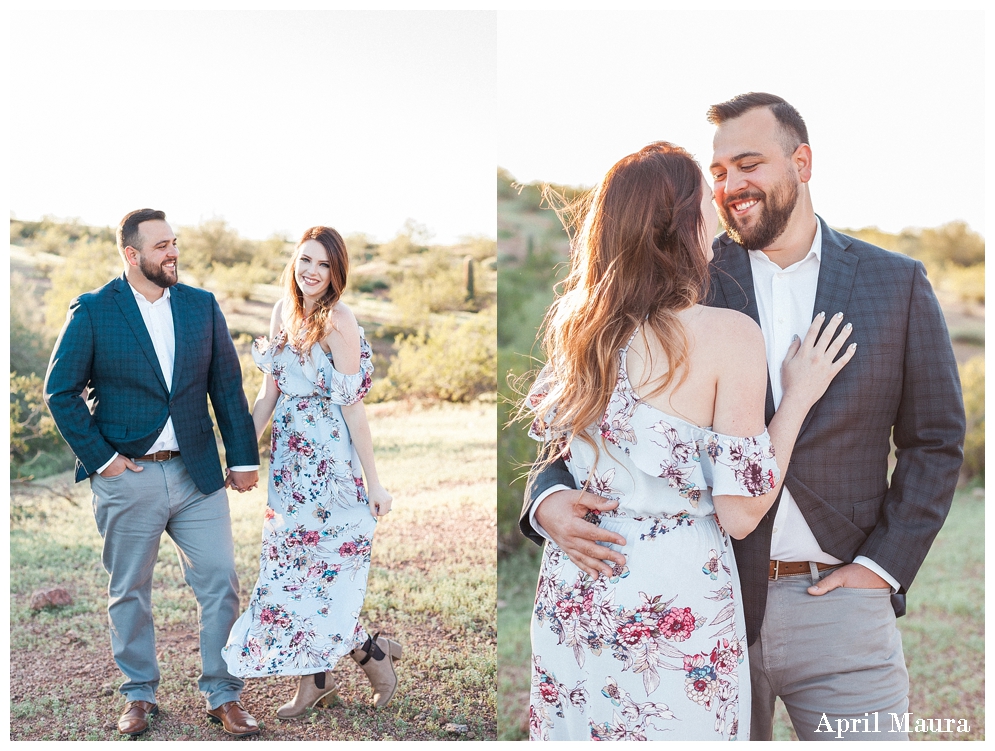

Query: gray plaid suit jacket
[
  {"left": 521, "top": 218, "right": 966, "bottom": 645},
  {"left": 44, "top": 275, "right": 258, "bottom": 495}
]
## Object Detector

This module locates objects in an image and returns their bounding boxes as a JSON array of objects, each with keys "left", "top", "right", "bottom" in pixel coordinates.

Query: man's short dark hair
[
  {"left": 117, "top": 208, "right": 166, "bottom": 255},
  {"left": 707, "top": 93, "right": 809, "bottom": 155}
]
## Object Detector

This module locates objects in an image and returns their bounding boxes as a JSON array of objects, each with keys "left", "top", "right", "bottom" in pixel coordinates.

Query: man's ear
[
  {"left": 793, "top": 143, "right": 813, "bottom": 184},
  {"left": 124, "top": 246, "right": 140, "bottom": 267}
]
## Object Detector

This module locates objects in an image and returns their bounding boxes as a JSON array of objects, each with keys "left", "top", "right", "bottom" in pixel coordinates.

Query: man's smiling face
[
  {"left": 133, "top": 219, "right": 179, "bottom": 288},
  {"left": 710, "top": 107, "right": 802, "bottom": 250}
]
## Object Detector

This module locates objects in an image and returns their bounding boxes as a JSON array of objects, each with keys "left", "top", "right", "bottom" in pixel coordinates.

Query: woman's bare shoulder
[
  {"left": 270, "top": 298, "right": 286, "bottom": 336},
  {"left": 693, "top": 307, "right": 765, "bottom": 369},
  {"left": 324, "top": 301, "right": 360, "bottom": 346}
]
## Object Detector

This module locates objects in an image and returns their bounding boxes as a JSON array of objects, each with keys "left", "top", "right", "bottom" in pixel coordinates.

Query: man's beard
[
  {"left": 139, "top": 253, "right": 178, "bottom": 288},
  {"left": 719, "top": 176, "right": 799, "bottom": 250}
]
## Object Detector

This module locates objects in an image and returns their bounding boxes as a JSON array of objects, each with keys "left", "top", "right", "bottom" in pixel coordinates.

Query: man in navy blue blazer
[{"left": 45, "top": 209, "right": 262, "bottom": 738}]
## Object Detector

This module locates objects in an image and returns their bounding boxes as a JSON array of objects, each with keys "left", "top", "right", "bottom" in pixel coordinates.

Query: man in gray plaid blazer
[
  {"left": 521, "top": 94, "right": 965, "bottom": 740},
  {"left": 45, "top": 209, "right": 262, "bottom": 737}
]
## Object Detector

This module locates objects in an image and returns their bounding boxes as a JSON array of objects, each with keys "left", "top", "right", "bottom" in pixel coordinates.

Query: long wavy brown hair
[
  {"left": 281, "top": 226, "right": 349, "bottom": 354},
  {"left": 529, "top": 141, "right": 710, "bottom": 472}
]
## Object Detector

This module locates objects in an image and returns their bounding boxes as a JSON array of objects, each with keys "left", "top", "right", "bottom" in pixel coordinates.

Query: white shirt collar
[{"left": 129, "top": 282, "right": 171, "bottom": 305}]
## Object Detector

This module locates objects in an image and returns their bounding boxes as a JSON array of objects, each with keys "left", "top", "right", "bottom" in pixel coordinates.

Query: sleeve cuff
[
  {"left": 228, "top": 465, "right": 260, "bottom": 472},
  {"left": 853, "top": 556, "right": 900, "bottom": 593},
  {"left": 529, "top": 484, "right": 571, "bottom": 542},
  {"left": 96, "top": 453, "right": 119, "bottom": 475}
]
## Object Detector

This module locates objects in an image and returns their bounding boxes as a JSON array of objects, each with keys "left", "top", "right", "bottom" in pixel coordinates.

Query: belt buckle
[{"left": 772, "top": 560, "right": 780, "bottom": 581}]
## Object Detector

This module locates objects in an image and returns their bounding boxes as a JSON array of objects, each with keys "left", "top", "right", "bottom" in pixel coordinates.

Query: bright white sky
[
  {"left": 10, "top": 10, "right": 496, "bottom": 244},
  {"left": 498, "top": 10, "right": 985, "bottom": 237}
]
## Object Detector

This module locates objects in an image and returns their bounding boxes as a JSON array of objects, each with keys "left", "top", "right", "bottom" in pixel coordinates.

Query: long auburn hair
[
  {"left": 530, "top": 141, "right": 710, "bottom": 470},
  {"left": 281, "top": 226, "right": 349, "bottom": 354}
]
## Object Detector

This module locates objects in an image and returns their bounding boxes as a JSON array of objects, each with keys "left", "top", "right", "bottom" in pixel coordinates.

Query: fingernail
[
  {"left": 844, "top": 322, "right": 852, "bottom": 329},
  {"left": 834, "top": 312, "right": 843, "bottom": 318},
  {"left": 792, "top": 334, "right": 800, "bottom": 342},
  {"left": 818, "top": 311, "right": 825, "bottom": 318},
  {"left": 850, "top": 343, "right": 857, "bottom": 350}
]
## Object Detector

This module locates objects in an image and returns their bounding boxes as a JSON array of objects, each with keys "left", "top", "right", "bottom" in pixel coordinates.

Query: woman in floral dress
[
  {"left": 524, "top": 143, "right": 855, "bottom": 740},
  {"left": 223, "top": 226, "right": 401, "bottom": 717}
]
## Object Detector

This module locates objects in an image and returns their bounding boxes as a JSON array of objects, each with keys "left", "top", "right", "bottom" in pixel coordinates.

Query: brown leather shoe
[
  {"left": 117, "top": 700, "right": 158, "bottom": 737},
  {"left": 206, "top": 701, "right": 260, "bottom": 737}
]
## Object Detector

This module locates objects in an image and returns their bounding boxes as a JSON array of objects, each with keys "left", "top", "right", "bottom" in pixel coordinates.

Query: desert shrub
[
  {"left": 371, "top": 311, "right": 496, "bottom": 403},
  {"left": 11, "top": 274, "right": 54, "bottom": 377},
  {"left": 353, "top": 275, "right": 390, "bottom": 294},
  {"left": 211, "top": 262, "right": 271, "bottom": 301},
  {"left": 10, "top": 220, "right": 26, "bottom": 244},
  {"left": 30, "top": 226, "right": 73, "bottom": 255},
  {"left": 10, "top": 373, "right": 73, "bottom": 478},
  {"left": 249, "top": 235, "right": 293, "bottom": 282},
  {"left": 960, "top": 356, "right": 984, "bottom": 480},
  {"left": 937, "top": 263, "right": 985, "bottom": 305},
  {"left": 178, "top": 219, "right": 254, "bottom": 284},
  {"left": 459, "top": 235, "right": 498, "bottom": 262},
  {"left": 345, "top": 232, "right": 377, "bottom": 262},
  {"left": 497, "top": 248, "right": 566, "bottom": 552},
  {"left": 376, "top": 220, "right": 433, "bottom": 264},
  {"left": 390, "top": 248, "right": 471, "bottom": 321},
  {"left": 43, "top": 240, "right": 120, "bottom": 336},
  {"left": 919, "top": 221, "right": 985, "bottom": 268}
]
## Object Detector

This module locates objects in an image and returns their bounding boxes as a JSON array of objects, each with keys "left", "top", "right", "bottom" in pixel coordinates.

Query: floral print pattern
[
  {"left": 526, "top": 332, "right": 778, "bottom": 740},
  {"left": 222, "top": 330, "right": 376, "bottom": 677}
]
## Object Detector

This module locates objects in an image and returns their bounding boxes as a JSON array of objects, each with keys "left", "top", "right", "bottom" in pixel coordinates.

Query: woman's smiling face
[{"left": 295, "top": 239, "right": 332, "bottom": 300}]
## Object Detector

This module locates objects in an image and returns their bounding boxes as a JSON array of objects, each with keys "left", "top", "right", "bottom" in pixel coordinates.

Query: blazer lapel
[
  {"left": 802, "top": 218, "right": 858, "bottom": 434},
  {"left": 111, "top": 276, "right": 169, "bottom": 394},
  {"left": 714, "top": 238, "right": 776, "bottom": 423},
  {"left": 169, "top": 285, "right": 187, "bottom": 395}
]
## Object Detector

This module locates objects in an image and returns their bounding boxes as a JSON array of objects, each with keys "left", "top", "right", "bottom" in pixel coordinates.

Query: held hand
[
  {"left": 226, "top": 469, "right": 259, "bottom": 493},
  {"left": 367, "top": 484, "right": 393, "bottom": 519},
  {"left": 807, "top": 562, "right": 890, "bottom": 596},
  {"left": 534, "top": 489, "right": 627, "bottom": 580},
  {"left": 781, "top": 311, "right": 857, "bottom": 411},
  {"left": 99, "top": 455, "right": 143, "bottom": 478}
]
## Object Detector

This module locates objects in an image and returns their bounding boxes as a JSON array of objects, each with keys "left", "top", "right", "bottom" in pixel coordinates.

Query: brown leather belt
[
  {"left": 769, "top": 560, "right": 839, "bottom": 580},
  {"left": 134, "top": 450, "right": 181, "bottom": 462}
]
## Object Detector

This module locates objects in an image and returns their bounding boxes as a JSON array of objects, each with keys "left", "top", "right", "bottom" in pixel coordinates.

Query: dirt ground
[{"left": 10, "top": 481, "right": 496, "bottom": 742}]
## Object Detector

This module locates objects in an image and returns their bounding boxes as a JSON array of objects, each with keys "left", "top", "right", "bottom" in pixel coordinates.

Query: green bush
[
  {"left": 938, "top": 263, "right": 985, "bottom": 305},
  {"left": 11, "top": 274, "right": 54, "bottom": 377},
  {"left": 210, "top": 262, "right": 271, "bottom": 301},
  {"left": 10, "top": 373, "right": 73, "bottom": 479},
  {"left": 960, "top": 356, "right": 983, "bottom": 479},
  {"left": 43, "top": 240, "right": 120, "bottom": 336},
  {"left": 390, "top": 248, "right": 472, "bottom": 321},
  {"left": 496, "top": 249, "right": 566, "bottom": 552},
  {"left": 178, "top": 219, "right": 254, "bottom": 284},
  {"left": 371, "top": 311, "right": 496, "bottom": 403}
]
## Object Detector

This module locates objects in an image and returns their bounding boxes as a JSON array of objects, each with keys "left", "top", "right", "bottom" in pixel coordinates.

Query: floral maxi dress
[
  {"left": 223, "top": 331, "right": 376, "bottom": 677},
  {"left": 527, "top": 338, "right": 779, "bottom": 741}
]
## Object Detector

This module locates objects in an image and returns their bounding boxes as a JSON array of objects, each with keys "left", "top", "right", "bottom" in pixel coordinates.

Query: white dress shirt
[
  {"left": 531, "top": 220, "right": 897, "bottom": 591},
  {"left": 749, "top": 221, "right": 897, "bottom": 590},
  {"left": 97, "top": 282, "right": 257, "bottom": 474}
]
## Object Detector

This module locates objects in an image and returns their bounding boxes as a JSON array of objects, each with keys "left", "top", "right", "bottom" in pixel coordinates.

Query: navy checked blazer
[
  {"left": 521, "top": 218, "right": 966, "bottom": 645},
  {"left": 44, "top": 275, "right": 259, "bottom": 496}
]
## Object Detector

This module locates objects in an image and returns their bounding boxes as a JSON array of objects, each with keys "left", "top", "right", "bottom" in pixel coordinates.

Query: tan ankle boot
[
  {"left": 276, "top": 672, "right": 338, "bottom": 719},
  {"left": 350, "top": 632, "right": 403, "bottom": 708}
]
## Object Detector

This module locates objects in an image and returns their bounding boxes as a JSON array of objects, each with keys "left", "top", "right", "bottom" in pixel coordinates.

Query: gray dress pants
[
  {"left": 749, "top": 566, "right": 910, "bottom": 741},
  {"left": 90, "top": 457, "right": 244, "bottom": 708}
]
